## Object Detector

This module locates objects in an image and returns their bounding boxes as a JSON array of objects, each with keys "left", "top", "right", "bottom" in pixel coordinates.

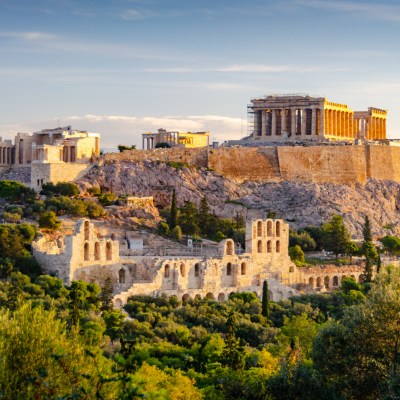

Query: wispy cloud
[
  {"left": 0, "top": 31, "right": 56, "bottom": 41},
  {"left": 145, "top": 64, "right": 349, "bottom": 73},
  {"left": 295, "top": 0, "right": 400, "bottom": 22}
]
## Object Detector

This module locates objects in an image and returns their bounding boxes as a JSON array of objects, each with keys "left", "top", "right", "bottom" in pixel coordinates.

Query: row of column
[
  {"left": 368, "top": 117, "right": 386, "bottom": 140},
  {"left": 255, "top": 107, "right": 323, "bottom": 138},
  {"left": 143, "top": 136, "right": 155, "bottom": 150},
  {"left": 0, "top": 147, "right": 13, "bottom": 164},
  {"left": 324, "top": 109, "right": 354, "bottom": 138}
]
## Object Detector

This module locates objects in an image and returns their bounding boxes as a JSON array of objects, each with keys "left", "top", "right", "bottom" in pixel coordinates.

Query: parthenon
[{"left": 249, "top": 94, "right": 387, "bottom": 142}]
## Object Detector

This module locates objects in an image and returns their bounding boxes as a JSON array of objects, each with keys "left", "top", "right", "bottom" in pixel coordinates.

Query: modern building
[
  {"left": 248, "top": 94, "right": 387, "bottom": 142},
  {"left": 142, "top": 128, "right": 209, "bottom": 149}
]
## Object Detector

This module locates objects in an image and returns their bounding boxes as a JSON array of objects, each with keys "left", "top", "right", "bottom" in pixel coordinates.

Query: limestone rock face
[{"left": 77, "top": 160, "right": 400, "bottom": 238}]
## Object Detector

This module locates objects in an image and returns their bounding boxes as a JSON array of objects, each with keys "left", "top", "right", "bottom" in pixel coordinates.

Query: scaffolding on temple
[{"left": 247, "top": 104, "right": 254, "bottom": 136}]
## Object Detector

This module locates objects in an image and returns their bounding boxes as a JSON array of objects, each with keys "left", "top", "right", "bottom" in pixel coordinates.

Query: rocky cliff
[{"left": 77, "top": 159, "right": 400, "bottom": 238}]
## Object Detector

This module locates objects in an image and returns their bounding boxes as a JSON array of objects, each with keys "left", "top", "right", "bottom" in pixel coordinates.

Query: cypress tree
[
  {"left": 198, "top": 197, "right": 210, "bottom": 235},
  {"left": 363, "top": 255, "right": 373, "bottom": 283},
  {"left": 169, "top": 189, "right": 178, "bottom": 229},
  {"left": 262, "top": 280, "right": 270, "bottom": 318},
  {"left": 363, "top": 216, "right": 373, "bottom": 243}
]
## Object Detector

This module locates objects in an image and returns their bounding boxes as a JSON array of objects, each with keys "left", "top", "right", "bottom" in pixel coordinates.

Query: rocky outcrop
[{"left": 77, "top": 160, "right": 400, "bottom": 238}]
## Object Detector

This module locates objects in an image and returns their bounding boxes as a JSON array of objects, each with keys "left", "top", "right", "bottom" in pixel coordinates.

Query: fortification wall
[{"left": 100, "top": 148, "right": 208, "bottom": 167}]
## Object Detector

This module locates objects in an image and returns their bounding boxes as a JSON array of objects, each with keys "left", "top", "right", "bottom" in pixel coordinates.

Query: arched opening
[
  {"left": 206, "top": 292, "right": 215, "bottom": 300},
  {"left": 333, "top": 276, "right": 339, "bottom": 286},
  {"left": 119, "top": 268, "right": 126, "bottom": 284},
  {"left": 165, "top": 264, "right": 170, "bottom": 278},
  {"left": 289, "top": 266, "right": 294, "bottom": 273},
  {"left": 84, "top": 242, "right": 89, "bottom": 261},
  {"left": 218, "top": 293, "right": 225, "bottom": 302},
  {"left": 257, "top": 221, "right": 262, "bottom": 237},
  {"left": 351, "top": 275, "right": 356, "bottom": 280},
  {"left": 84, "top": 221, "right": 90, "bottom": 241},
  {"left": 276, "top": 221, "right": 281, "bottom": 237},
  {"left": 180, "top": 263, "right": 186, "bottom": 277},
  {"left": 316, "top": 277, "right": 321, "bottom": 287},
  {"left": 241, "top": 262, "right": 247, "bottom": 275},
  {"left": 324, "top": 276, "right": 330, "bottom": 289},
  {"left": 309, "top": 277, "right": 314, "bottom": 287},
  {"left": 194, "top": 263, "right": 200, "bottom": 277},
  {"left": 267, "top": 220, "right": 272, "bottom": 236},
  {"left": 257, "top": 240, "right": 262, "bottom": 253},
  {"left": 94, "top": 242, "right": 100, "bottom": 261},
  {"left": 182, "top": 294, "right": 190, "bottom": 303},
  {"left": 226, "top": 240, "right": 234, "bottom": 256},
  {"left": 106, "top": 242, "right": 112, "bottom": 261},
  {"left": 276, "top": 240, "right": 280, "bottom": 253},
  {"left": 114, "top": 298, "right": 123, "bottom": 309},
  {"left": 267, "top": 240, "right": 272, "bottom": 253},
  {"left": 195, "top": 294, "right": 201, "bottom": 301},
  {"left": 358, "top": 275, "right": 363, "bottom": 283},
  {"left": 227, "top": 263, "right": 232, "bottom": 276}
]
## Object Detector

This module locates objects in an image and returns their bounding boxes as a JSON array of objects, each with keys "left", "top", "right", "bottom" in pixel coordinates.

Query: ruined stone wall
[{"left": 100, "top": 147, "right": 208, "bottom": 167}]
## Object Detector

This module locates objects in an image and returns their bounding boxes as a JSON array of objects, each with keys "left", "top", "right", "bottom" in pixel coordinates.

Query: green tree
[
  {"left": 100, "top": 277, "right": 114, "bottom": 311},
  {"left": 221, "top": 312, "right": 245, "bottom": 370},
  {"left": 262, "top": 280, "right": 270, "bottom": 318},
  {"left": 289, "top": 229, "right": 316, "bottom": 252},
  {"left": 179, "top": 201, "right": 199, "bottom": 236},
  {"left": 117, "top": 144, "right": 136, "bottom": 152},
  {"left": 103, "top": 309, "right": 126, "bottom": 342},
  {"left": 313, "top": 266, "right": 400, "bottom": 399},
  {"left": 169, "top": 189, "right": 178, "bottom": 229},
  {"left": 172, "top": 225, "right": 182, "bottom": 240},
  {"left": 38, "top": 211, "right": 61, "bottom": 231},
  {"left": 363, "top": 255, "right": 373, "bottom": 283},
  {"left": 321, "top": 215, "right": 350, "bottom": 258},
  {"left": 345, "top": 241, "right": 359, "bottom": 262},
  {"left": 363, "top": 215, "right": 373, "bottom": 242},
  {"left": 154, "top": 142, "right": 171, "bottom": 148},
  {"left": 157, "top": 221, "right": 170, "bottom": 236},
  {"left": 289, "top": 245, "right": 305, "bottom": 263},
  {"left": 198, "top": 196, "right": 211, "bottom": 235},
  {"left": 380, "top": 235, "right": 400, "bottom": 254},
  {"left": 56, "top": 182, "right": 80, "bottom": 197}
]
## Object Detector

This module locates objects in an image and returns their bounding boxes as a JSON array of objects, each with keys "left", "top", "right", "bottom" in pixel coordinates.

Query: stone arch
[
  {"left": 164, "top": 264, "right": 170, "bottom": 278},
  {"left": 276, "top": 240, "right": 281, "bottom": 253},
  {"left": 267, "top": 220, "right": 273, "bottom": 236},
  {"left": 227, "top": 262, "right": 232, "bottom": 276},
  {"left": 257, "top": 220, "right": 262, "bottom": 237},
  {"left": 218, "top": 293, "right": 225, "bottom": 302},
  {"left": 226, "top": 240, "right": 234, "bottom": 256},
  {"left": 351, "top": 274, "right": 356, "bottom": 280},
  {"left": 194, "top": 263, "right": 200, "bottom": 277},
  {"left": 257, "top": 240, "right": 262, "bottom": 253},
  {"left": 241, "top": 262, "right": 247, "bottom": 275},
  {"left": 333, "top": 276, "right": 339, "bottom": 286},
  {"left": 84, "top": 242, "right": 89, "bottom": 261},
  {"left": 267, "top": 240, "right": 272, "bottom": 253},
  {"left": 195, "top": 294, "right": 201, "bottom": 301},
  {"left": 94, "top": 242, "right": 100, "bottom": 261},
  {"left": 288, "top": 291, "right": 294, "bottom": 297},
  {"left": 119, "top": 268, "right": 126, "bottom": 284},
  {"left": 206, "top": 292, "right": 215, "bottom": 300},
  {"left": 106, "top": 242, "right": 112, "bottom": 261},
  {"left": 289, "top": 266, "right": 295, "bottom": 273},
  {"left": 309, "top": 277, "right": 314, "bottom": 287},
  {"left": 84, "top": 220, "right": 90, "bottom": 241},
  {"left": 182, "top": 294, "right": 190, "bottom": 303},
  {"left": 276, "top": 221, "right": 281, "bottom": 237},
  {"left": 114, "top": 298, "right": 123, "bottom": 309},
  {"left": 324, "top": 276, "right": 330, "bottom": 289},
  {"left": 180, "top": 263, "right": 186, "bottom": 277},
  {"left": 358, "top": 274, "right": 364, "bottom": 283},
  {"left": 316, "top": 277, "right": 321, "bottom": 287}
]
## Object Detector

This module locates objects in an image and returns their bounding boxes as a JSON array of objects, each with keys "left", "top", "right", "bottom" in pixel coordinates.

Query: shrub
[{"left": 38, "top": 211, "right": 61, "bottom": 231}]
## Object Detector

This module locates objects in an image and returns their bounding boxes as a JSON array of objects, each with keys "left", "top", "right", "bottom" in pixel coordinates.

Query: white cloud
[
  {"left": 0, "top": 31, "right": 56, "bottom": 41},
  {"left": 295, "top": 0, "right": 400, "bottom": 22}
]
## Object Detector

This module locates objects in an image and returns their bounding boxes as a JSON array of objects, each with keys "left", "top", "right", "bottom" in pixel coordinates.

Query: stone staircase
[{"left": 266, "top": 277, "right": 299, "bottom": 301}]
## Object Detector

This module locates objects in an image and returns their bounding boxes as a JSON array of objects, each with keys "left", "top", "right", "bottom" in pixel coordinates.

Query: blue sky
[{"left": 1, "top": 0, "right": 400, "bottom": 148}]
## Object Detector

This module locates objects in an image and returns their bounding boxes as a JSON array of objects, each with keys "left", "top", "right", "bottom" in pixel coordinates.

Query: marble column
[
  {"left": 301, "top": 109, "right": 307, "bottom": 136},
  {"left": 320, "top": 108, "right": 324, "bottom": 136},
  {"left": 271, "top": 109, "right": 277, "bottom": 136},
  {"left": 282, "top": 108, "right": 287, "bottom": 134},
  {"left": 261, "top": 111, "right": 266, "bottom": 138},
  {"left": 291, "top": 108, "right": 296, "bottom": 136},
  {"left": 311, "top": 108, "right": 317, "bottom": 136}
]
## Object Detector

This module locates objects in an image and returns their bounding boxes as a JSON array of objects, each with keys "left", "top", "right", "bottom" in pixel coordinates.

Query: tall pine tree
[
  {"left": 198, "top": 197, "right": 211, "bottom": 235},
  {"left": 363, "top": 216, "right": 373, "bottom": 243},
  {"left": 100, "top": 277, "right": 114, "bottom": 311},
  {"left": 262, "top": 280, "right": 270, "bottom": 318}
]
